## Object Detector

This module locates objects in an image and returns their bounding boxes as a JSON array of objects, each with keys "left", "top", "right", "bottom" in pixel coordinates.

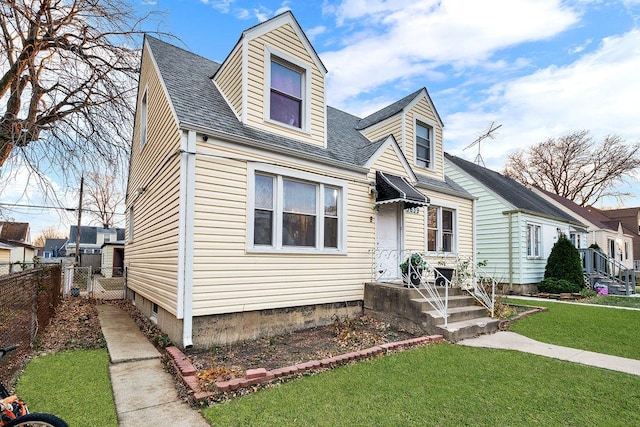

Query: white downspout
[{"left": 178, "top": 130, "right": 196, "bottom": 348}]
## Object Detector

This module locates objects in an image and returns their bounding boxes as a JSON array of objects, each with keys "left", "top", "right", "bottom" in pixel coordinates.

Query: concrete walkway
[
  {"left": 459, "top": 331, "right": 640, "bottom": 376},
  {"left": 96, "top": 305, "right": 210, "bottom": 427}
]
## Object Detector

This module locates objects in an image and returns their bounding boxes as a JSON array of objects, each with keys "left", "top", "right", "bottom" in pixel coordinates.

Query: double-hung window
[
  {"left": 427, "top": 206, "right": 456, "bottom": 253},
  {"left": 416, "top": 121, "right": 432, "bottom": 168},
  {"left": 527, "top": 224, "right": 541, "bottom": 258},
  {"left": 270, "top": 59, "right": 303, "bottom": 128},
  {"left": 250, "top": 165, "right": 345, "bottom": 252}
]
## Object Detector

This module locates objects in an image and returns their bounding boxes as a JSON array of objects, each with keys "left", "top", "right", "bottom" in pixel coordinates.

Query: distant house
[
  {"left": 0, "top": 221, "right": 35, "bottom": 265},
  {"left": 43, "top": 238, "right": 68, "bottom": 258},
  {"left": 101, "top": 241, "right": 125, "bottom": 278},
  {"left": 444, "top": 153, "right": 585, "bottom": 294},
  {"left": 531, "top": 188, "right": 635, "bottom": 269},
  {"left": 64, "top": 226, "right": 125, "bottom": 256},
  {"left": 599, "top": 207, "right": 640, "bottom": 269}
]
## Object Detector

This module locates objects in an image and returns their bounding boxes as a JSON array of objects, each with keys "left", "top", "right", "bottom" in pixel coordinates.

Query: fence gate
[{"left": 63, "top": 266, "right": 93, "bottom": 297}]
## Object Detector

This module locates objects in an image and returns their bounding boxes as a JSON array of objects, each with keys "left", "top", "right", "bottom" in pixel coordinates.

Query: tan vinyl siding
[
  {"left": 360, "top": 115, "right": 402, "bottom": 145},
  {"left": 190, "top": 138, "right": 374, "bottom": 316},
  {"left": 245, "top": 23, "right": 326, "bottom": 147},
  {"left": 125, "top": 47, "right": 182, "bottom": 315},
  {"left": 214, "top": 44, "right": 243, "bottom": 117},
  {"left": 368, "top": 143, "right": 409, "bottom": 177},
  {"left": 405, "top": 97, "right": 444, "bottom": 180}
]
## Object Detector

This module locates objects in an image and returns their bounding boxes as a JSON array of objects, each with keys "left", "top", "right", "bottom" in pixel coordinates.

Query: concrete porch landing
[{"left": 364, "top": 282, "right": 499, "bottom": 342}]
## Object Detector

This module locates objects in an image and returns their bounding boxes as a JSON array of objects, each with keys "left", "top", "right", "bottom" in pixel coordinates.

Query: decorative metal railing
[
  {"left": 370, "top": 249, "right": 496, "bottom": 325},
  {"left": 579, "top": 248, "right": 636, "bottom": 295}
]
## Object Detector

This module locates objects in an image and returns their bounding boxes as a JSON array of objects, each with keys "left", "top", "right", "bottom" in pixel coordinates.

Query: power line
[{"left": 0, "top": 202, "right": 125, "bottom": 216}]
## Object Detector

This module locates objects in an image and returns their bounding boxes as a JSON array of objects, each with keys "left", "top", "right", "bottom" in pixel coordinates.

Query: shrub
[
  {"left": 538, "top": 278, "right": 581, "bottom": 294},
  {"left": 544, "top": 234, "right": 584, "bottom": 288}
]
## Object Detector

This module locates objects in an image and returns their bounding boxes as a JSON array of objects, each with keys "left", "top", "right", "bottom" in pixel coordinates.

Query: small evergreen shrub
[
  {"left": 538, "top": 278, "right": 580, "bottom": 294},
  {"left": 544, "top": 234, "right": 584, "bottom": 288}
]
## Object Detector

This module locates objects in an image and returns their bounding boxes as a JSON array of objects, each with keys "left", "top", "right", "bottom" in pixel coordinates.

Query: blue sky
[
  {"left": 150, "top": 0, "right": 639, "bottom": 196},
  {"left": 2, "top": 0, "right": 639, "bottom": 238}
]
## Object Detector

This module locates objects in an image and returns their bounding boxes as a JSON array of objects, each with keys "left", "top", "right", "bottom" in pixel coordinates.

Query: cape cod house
[
  {"left": 444, "top": 154, "right": 587, "bottom": 294},
  {"left": 126, "top": 12, "right": 477, "bottom": 349}
]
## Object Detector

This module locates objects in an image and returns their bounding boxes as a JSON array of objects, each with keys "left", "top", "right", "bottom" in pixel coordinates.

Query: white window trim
[
  {"left": 413, "top": 114, "right": 436, "bottom": 171},
  {"left": 526, "top": 223, "right": 542, "bottom": 259},
  {"left": 263, "top": 46, "right": 312, "bottom": 134},
  {"left": 424, "top": 203, "right": 458, "bottom": 255},
  {"left": 247, "top": 163, "right": 347, "bottom": 254},
  {"left": 140, "top": 87, "right": 148, "bottom": 151}
]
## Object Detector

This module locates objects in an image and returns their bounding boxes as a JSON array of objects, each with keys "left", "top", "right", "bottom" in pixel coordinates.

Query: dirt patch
[{"left": 186, "top": 315, "right": 417, "bottom": 391}]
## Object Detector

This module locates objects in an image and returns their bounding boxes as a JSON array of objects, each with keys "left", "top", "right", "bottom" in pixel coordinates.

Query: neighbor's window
[
  {"left": 427, "top": 206, "right": 456, "bottom": 253},
  {"left": 416, "top": 121, "right": 432, "bottom": 168},
  {"left": 625, "top": 241, "right": 630, "bottom": 260},
  {"left": 570, "top": 232, "right": 581, "bottom": 248},
  {"left": 251, "top": 168, "right": 344, "bottom": 252},
  {"left": 270, "top": 60, "right": 302, "bottom": 128},
  {"left": 527, "top": 224, "right": 541, "bottom": 257}
]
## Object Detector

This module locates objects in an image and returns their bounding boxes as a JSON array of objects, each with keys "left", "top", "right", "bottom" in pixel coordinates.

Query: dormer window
[
  {"left": 416, "top": 121, "right": 432, "bottom": 168},
  {"left": 270, "top": 59, "right": 302, "bottom": 128}
]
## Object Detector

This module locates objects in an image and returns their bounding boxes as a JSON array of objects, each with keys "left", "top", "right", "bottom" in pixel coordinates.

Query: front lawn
[
  {"left": 582, "top": 295, "right": 640, "bottom": 309},
  {"left": 203, "top": 344, "right": 640, "bottom": 426},
  {"left": 507, "top": 297, "right": 640, "bottom": 359},
  {"left": 16, "top": 349, "right": 117, "bottom": 427}
]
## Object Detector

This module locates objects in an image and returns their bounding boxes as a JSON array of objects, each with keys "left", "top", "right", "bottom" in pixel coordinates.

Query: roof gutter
[
  {"left": 179, "top": 121, "right": 369, "bottom": 175},
  {"left": 502, "top": 209, "right": 586, "bottom": 228}
]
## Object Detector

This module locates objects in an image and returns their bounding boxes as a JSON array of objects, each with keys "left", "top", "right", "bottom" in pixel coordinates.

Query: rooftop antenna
[{"left": 463, "top": 121, "right": 502, "bottom": 167}]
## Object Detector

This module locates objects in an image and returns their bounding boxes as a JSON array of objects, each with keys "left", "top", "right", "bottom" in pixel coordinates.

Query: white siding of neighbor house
[
  {"left": 189, "top": 137, "right": 374, "bottom": 316},
  {"left": 101, "top": 246, "right": 113, "bottom": 278},
  {"left": 446, "top": 159, "right": 579, "bottom": 286},
  {"left": 213, "top": 44, "right": 243, "bottom": 118},
  {"left": 125, "top": 44, "right": 182, "bottom": 316},
  {"left": 244, "top": 22, "right": 326, "bottom": 147}
]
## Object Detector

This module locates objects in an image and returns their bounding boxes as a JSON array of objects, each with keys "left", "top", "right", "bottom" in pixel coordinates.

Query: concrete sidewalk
[
  {"left": 96, "top": 305, "right": 210, "bottom": 427},
  {"left": 458, "top": 331, "right": 640, "bottom": 376}
]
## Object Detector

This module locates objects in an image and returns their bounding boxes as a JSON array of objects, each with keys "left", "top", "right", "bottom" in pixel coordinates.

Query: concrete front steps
[{"left": 364, "top": 282, "right": 499, "bottom": 342}]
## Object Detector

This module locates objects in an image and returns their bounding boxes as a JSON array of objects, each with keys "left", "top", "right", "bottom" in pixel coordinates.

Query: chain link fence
[
  {"left": 0, "top": 266, "right": 62, "bottom": 387},
  {"left": 0, "top": 262, "right": 40, "bottom": 277}
]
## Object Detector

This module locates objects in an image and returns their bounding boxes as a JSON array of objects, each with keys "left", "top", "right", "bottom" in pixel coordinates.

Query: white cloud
[
  {"left": 321, "top": 0, "right": 580, "bottom": 108},
  {"left": 445, "top": 29, "right": 640, "bottom": 172},
  {"left": 305, "top": 25, "right": 327, "bottom": 41}
]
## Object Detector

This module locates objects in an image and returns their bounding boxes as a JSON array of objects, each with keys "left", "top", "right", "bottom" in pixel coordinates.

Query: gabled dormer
[
  {"left": 213, "top": 11, "right": 328, "bottom": 147},
  {"left": 358, "top": 88, "right": 445, "bottom": 180}
]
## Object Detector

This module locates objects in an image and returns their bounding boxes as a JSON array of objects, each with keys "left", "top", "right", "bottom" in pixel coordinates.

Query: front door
[{"left": 376, "top": 203, "right": 401, "bottom": 281}]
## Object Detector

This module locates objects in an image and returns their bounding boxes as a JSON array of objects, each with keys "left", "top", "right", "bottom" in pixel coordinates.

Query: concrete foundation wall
[
  {"left": 191, "top": 301, "right": 363, "bottom": 349},
  {"left": 126, "top": 289, "right": 362, "bottom": 349}
]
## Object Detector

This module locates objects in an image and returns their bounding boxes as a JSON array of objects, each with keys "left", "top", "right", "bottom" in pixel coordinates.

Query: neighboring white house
[
  {"left": 445, "top": 153, "right": 586, "bottom": 294},
  {"left": 64, "top": 226, "right": 125, "bottom": 256},
  {"left": 531, "top": 187, "right": 634, "bottom": 269}
]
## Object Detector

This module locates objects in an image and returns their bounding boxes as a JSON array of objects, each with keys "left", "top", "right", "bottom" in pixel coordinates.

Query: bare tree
[
  {"left": 0, "top": 0, "right": 166, "bottom": 180},
  {"left": 83, "top": 171, "right": 123, "bottom": 228},
  {"left": 32, "top": 225, "right": 64, "bottom": 247},
  {"left": 504, "top": 130, "right": 640, "bottom": 206}
]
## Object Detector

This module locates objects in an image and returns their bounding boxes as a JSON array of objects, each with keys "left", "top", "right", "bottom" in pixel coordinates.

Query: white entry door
[{"left": 376, "top": 203, "right": 401, "bottom": 281}]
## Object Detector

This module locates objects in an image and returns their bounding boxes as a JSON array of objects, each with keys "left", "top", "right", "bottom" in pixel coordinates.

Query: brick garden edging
[{"left": 166, "top": 335, "right": 444, "bottom": 402}]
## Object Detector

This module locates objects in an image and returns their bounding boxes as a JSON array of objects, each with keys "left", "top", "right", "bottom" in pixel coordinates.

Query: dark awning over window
[{"left": 375, "top": 171, "right": 430, "bottom": 209}]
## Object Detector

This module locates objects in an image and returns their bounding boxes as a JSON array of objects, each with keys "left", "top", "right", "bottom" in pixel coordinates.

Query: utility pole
[{"left": 75, "top": 175, "right": 84, "bottom": 265}]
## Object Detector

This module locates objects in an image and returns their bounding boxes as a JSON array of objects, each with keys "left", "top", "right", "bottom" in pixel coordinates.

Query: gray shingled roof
[
  {"left": 415, "top": 172, "right": 474, "bottom": 200},
  {"left": 356, "top": 89, "right": 423, "bottom": 130},
  {"left": 445, "top": 153, "right": 581, "bottom": 224},
  {"left": 535, "top": 187, "right": 617, "bottom": 231}
]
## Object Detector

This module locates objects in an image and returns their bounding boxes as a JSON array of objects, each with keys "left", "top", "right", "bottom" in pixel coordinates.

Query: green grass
[
  {"left": 507, "top": 298, "right": 640, "bottom": 359},
  {"left": 16, "top": 349, "right": 117, "bottom": 427},
  {"left": 582, "top": 295, "right": 640, "bottom": 309},
  {"left": 203, "top": 344, "right": 640, "bottom": 426}
]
